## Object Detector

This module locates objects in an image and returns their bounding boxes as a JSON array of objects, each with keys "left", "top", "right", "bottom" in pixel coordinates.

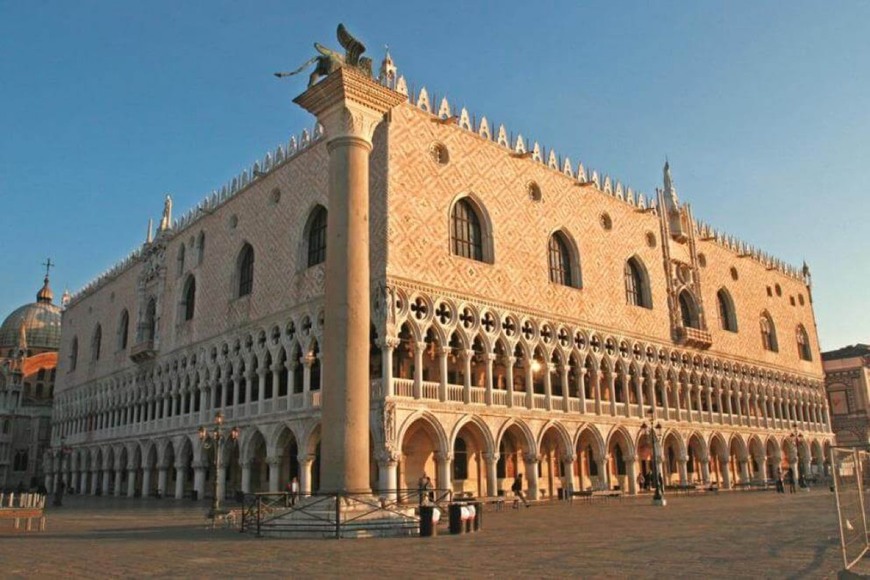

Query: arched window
[
  {"left": 678, "top": 290, "right": 700, "bottom": 329},
  {"left": 237, "top": 243, "right": 255, "bottom": 297},
  {"left": 796, "top": 325, "right": 812, "bottom": 361},
  {"left": 176, "top": 244, "right": 185, "bottom": 277},
  {"left": 197, "top": 231, "right": 205, "bottom": 265},
  {"left": 182, "top": 276, "right": 196, "bottom": 321},
  {"left": 142, "top": 298, "right": 157, "bottom": 342},
  {"left": 92, "top": 325, "right": 102, "bottom": 361},
  {"left": 306, "top": 206, "right": 328, "bottom": 267},
  {"left": 451, "top": 198, "right": 485, "bottom": 262},
  {"left": 548, "top": 231, "right": 580, "bottom": 287},
  {"left": 760, "top": 312, "right": 778, "bottom": 352},
  {"left": 717, "top": 288, "right": 738, "bottom": 332},
  {"left": 118, "top": 309, "right": 129, "bottom": 350},
  {"left": 453, "top": 437, "right": 469, "bottom": 480},
  {"left": 13, "top": 450, "right": 28, "bottom": 472},
  {"left": 624, "top": 257, "right": 651, "bottom": 308},
  {"left": 70, "top": 337, "right": 78, "bottom": 371}
]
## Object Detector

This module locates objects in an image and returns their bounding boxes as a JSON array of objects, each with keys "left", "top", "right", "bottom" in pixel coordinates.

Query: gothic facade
[{"left": 49, "top": 58, "right": 832, "bottom": 501}]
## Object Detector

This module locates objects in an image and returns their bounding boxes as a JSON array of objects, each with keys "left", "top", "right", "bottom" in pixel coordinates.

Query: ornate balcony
[
  {"left": 130, "top": 339, "right": 157, "bottom": 363},
  {"left": 674, "top": 326, "right": 713, "bottom": 349}
]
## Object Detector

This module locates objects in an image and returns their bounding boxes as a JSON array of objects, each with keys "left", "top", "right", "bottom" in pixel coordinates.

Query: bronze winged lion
[{"left": 275, "top": 23, "right": 373, "bottom": 87}]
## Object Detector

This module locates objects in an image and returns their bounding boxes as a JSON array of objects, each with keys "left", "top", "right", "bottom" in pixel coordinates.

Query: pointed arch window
[
  {"left": 176, "top": 244, "right": 185, "bottom": 278},
  {"left": 142, "top": 298, "right": 157, "bottom": 342},
  {"left": 197, "top": 231, "right": 206, "bottom": 265},
  {"left": 796, "top": 325, "right": 812, "bottom": 361},
  {"left": 453, "top": 437, "right": 469, "bottom": 480},
  {"left": 678, "top": 290, "right": 700, "bottom": 329},
  {"left": 624, "top": 257, "right": 651, "bottom": 309},
  {"left": 717, "top": 288, "right": 738, "bottom": 332},
  {"left": 92, "top": 325, "right": 102, "bottom": 361},
  {"left": 548, "top": 231, "right": 580, "bottom": 288},
  {"left": 306, "top": 206, "right": 328, "bottom": 267},
  {"left": 451, "top": 198, "right": 485, "bottom": 261},
  {"left": 70, "top": 337, "right": 78, "bottom": 371},
  {"left": 760, "top": 312, "right": 778, "bottom": 352},
  {"left": 182, "top": 276, "right": 196, "bottom": 321},
  {"left": 118, "top": 309, "right": 129, "bottom": 350},
  {"left": 237, "top": 243, "right": 255, "bottom": 297}
]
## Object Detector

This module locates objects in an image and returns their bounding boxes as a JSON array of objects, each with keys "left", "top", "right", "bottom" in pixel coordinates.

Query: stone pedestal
[{"left": 294, "top": 67, "right": 405, "bottom": 494}]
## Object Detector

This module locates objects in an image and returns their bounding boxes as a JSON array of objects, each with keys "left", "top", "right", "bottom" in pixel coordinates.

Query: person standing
[
  {"left": 53, "top": 479, "right": 65, "bottom": 507},
  {"left": 290, "top": 476, "right": 300, "bottom": 506},
  {"left": 786, "top": 468, "right": 796, "bottom": 494}
]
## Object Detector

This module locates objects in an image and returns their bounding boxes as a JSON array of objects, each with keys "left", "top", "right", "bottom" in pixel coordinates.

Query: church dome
[{"left": 0, "top": 277, "right": 62, "bottom": 352}]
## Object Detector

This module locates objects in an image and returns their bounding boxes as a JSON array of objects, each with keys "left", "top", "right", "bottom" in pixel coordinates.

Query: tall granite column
[{"left": 294, "top": 68, "right": 405, "bottom": 494}]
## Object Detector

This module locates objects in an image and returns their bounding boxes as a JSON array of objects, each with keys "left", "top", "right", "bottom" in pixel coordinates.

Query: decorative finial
[
  {"left": 379, "top": 44, "right": 397, "bottom": 88},
  {"left": 146, "top": 218, "right": 153, "bottom": 244},
  {"left": 663, "top": 159, "right": 678, "bottom": 206},
  {"left": 42, "top": 257, "right": 54, "bottom": 280},
  {"left": 158, "top": 195, "right": 173, "bottom": 232},
  {"left": 61, "top": 289, "right": 71, "bottom": 308}
]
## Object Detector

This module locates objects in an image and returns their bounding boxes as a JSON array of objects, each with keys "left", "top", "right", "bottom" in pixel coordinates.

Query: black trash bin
[
  {"left": 190, "top": 489, "right": 198, "bottom": 501},
  {"left": 419, "top": 505, "right": 437, "bottom": 537},
  {"left": 448, "top": 503, "right": 464, "bottom": 535},
  {"left": 557, "top": 488, "right": 565, "bottom": 500}
]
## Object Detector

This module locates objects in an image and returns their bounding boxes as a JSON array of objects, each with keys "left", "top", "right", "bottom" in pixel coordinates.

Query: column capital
[
  {"left": 435, "top": 451, "right": 454, "bottom": 462},
  {"left": 483, "top": 451, "right": 500, "bottom": 463},
  {"left": 265, "top": 455, "right": 283, "bottom": 467},
  {"left": 293, "top": 68, "right": 406, "bottom": 143},
  {"left": 523, "top": 452, "right": 541, "bottom": 464}
]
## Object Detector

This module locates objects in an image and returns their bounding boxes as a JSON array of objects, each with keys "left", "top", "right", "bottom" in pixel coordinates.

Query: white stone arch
[
  {"left": 495, "top": 418, "right": 537, "bottom": 456},
  {"left": 605, "top": 425, "right": 637, "bottom": 458},
  {"left": 398, "top": 410, "right": 450, "bottom": 455},
  {"left": 449, "top": 414, "right": 495, "bottom": 453},
  {"left": 537, "top": 419, "right": 573, "bottom": 457}
]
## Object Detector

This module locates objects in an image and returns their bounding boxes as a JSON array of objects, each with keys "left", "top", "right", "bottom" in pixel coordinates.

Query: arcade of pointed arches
[{"left": 49, "top": 285, "right": 831, "bottom": 499}]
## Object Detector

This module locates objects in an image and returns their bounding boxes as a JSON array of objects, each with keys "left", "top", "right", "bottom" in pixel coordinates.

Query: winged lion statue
[{"left": 275, "top": 23, "right": 373, "bottom": 87}]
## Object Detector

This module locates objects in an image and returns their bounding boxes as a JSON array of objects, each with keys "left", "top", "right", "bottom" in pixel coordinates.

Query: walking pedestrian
[{"left": 512, "top": 473, "right": 529, "bottom": 508}]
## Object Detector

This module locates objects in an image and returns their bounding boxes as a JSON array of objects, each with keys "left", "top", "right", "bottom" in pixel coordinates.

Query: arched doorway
[{"left": 576, "top": 427, "right": 605, "bottom": 492}]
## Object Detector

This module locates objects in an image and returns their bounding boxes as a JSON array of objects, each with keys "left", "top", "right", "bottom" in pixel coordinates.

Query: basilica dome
[{"left": 0, "top": 277, "right": 62, "bottom": 353}]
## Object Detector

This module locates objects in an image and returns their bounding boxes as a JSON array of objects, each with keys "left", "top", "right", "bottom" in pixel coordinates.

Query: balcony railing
[{"left": 129, "top": 339, "right": 157, "bottom": 363}]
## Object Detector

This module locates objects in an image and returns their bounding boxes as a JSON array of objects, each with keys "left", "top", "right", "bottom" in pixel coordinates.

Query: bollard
[
  {"left": 472, "top": 501, "right": 483, "bottom": 531},
  {"left": 419, "top": 505, "right": 437, "bottom": 537},
  {"left": 448, "top": 503, "right": 464, "bottom": 534}
]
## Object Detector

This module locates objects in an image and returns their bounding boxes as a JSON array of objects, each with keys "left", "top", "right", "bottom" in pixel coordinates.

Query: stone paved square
[{"left": 0, "top": 491, "right": 858, "bottom": 578}]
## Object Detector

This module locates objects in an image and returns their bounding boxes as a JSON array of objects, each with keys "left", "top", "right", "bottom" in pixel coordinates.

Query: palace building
[{"left": 48, "top": 51, "right": 832, "bottom": 503}]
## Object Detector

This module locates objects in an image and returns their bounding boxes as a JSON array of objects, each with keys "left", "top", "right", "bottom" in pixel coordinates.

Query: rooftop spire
[
  {"left": 36, "top": 259, "right": 54, "bottom": 304},
  {"left": 663, "top": 159, "right": 678, "bottom": 208},
  {"left": 158, "top": 195, "right": 173, "bottom": 232},
  {"left": 378, "top": 45, "right": 397, "bottom": 89}
]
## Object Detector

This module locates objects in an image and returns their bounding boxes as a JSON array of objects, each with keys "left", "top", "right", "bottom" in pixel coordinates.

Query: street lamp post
[
  {"left": 790, "top": 423, "right": 805, "bottom": 489},
  {"left": 198, "top": 411, "right": 240, "bottom": 518},
  {"left": 51, "top": 436, "right": 72, "bottom": 506},
  {"left": 641, "top": 413, "right": 666, "bottom": 507}
]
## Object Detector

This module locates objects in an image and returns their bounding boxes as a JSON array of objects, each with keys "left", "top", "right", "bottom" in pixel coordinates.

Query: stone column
[
  {"left": 623, "top": 455, "right": 636, "bottom": 495},
  {"left": 484, "top": 452, "right": 499, "bottom": 497},
  {"left": 113, "top": 466, "right": 123, "bottom": 497},
  {"left": 267, "top": 456, "right": 282, "bottom": 493},
  {"left": 677, "top": 455, "right": 688, "bottom": 485},
  {"left": 437, "top": 347, "right": 449, "bottom": 402},
  {"left": 295, "top": 69, "right": 404, "bottom": 494},
  {"left": 79, "top": 470, "right": 88, "bottom": 496},
  {"left": 301, "top": 355, "right": 314, "bottom": 407},
  {"left": 239, "top": 459, "right": 252, "bottom": 494},
  {"left": 435, "top": 451, "right": 453, "bottom": 496},
  {"left": 505, "top": 356, "right": 515, "bottom": 408},
  {"left": 91, "top": 469, "right": 100, "bottom": 495},
  {"left": 739, "top": 458, "right": 750, "bottom": 484},
  {"left": 101, "top": 469, "right": 111, "bottom": 496},
  {"left": 463, "top": 349, "right": 474, "bottom": 404},
  {"left": 190, "top": 461, "right": 205, "bottom": 499},
  {"left": 141, "top": 468, "right": 152, "bottom": 498},
  {"left": 157, "top": 466, "right": 168, "bottom": 497},
  {"left": 413, "top": 343, "right": 424, "bottom": 400},
  {"left": 376, "top": 452, "right": 399, "bottom": 500},
  {"left": 484, "top": 353, "right": 495, "bottom": 406},
  {"left": 256, "top": 369, "right": 266, "bottom": 414},
  {"left": 543, "top": 362, "right": 553, "bottom": 411},
  {"left": 700, "top": 457, "right": 710, "bottom": 484},
  {"left": 298, "top": 454, "right": 315, "bottom": 495},
  {"left": 126, "top": 469, "right": 136, "bottom": 497},
  {"left": 523, "top": 453, "right": 540, "bottom": 500},
  {"left": 175, "top": 463, "right": 187, "bottom": 499},
  {"left": 720, "top": 454, "right": 731, "bottom": 489},
  {"left": 379, "top": 338, "right": 397, "bottom": 398},
  {"left": 525, "top": 362, "right": 534, "bottom": 410},
  {"left": 561, "top": 364, "right": 571, "bottom": 412}
]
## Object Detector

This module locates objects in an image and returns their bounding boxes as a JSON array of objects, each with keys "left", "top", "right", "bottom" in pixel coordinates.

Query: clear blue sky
[{"left": 1, "top": 1, "right": 867, "bottom": 350}]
